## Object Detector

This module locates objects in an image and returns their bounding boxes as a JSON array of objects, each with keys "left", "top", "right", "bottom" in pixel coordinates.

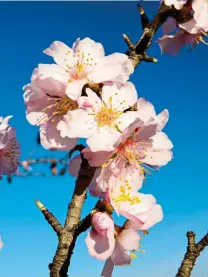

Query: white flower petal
[
  {"left": 57, "top": 109, "right": 95, "bottom": 139},
  {"left": 87, "top": 126, "right": 121, "bottom": 152}
]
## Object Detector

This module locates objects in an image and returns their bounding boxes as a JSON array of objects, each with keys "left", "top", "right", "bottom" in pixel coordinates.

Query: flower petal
[
  {"left": 135, "top": 124, "right": 158, "bottom": 141},
  {"left": 111, "top": 242, "right": 131, "bottom": 266},
  {"left": 101, "top": 258, "right": 114, "bottom": 277},
  {"left": 75, "top": 37, "right": 105, "bottom": 62},
  {"left": 66, "top": 79, "right": 87, "bottom": 101},
  {"left": 89, "top": 167, "right": 112, "bottom": 198},
  {"left": 136, "top": 98, "right": 156, "bottom": 122},
  {"left": 116, "top": 111, "right": 140, "bottom": 132},
  {"left": 43, "top": 41, "right": 72, "bottom": 68},
  {"left": 158, "top": 31, "right": 191, "bottom": 56},
  {"left": 117, "top": 193, "right": 157, "bottom": 219},
  {"left": 162, "top": 17, "right": 177, "bottom": 34},
  {"left": 57, "top": 109, "right": 95, "bottom": 139},
  {"left": 82, "top": 147, "right": 112, "bottom": 167},
  {"left": 137, "top": 204, "right": 164, "bottom": 230},
  {"left": 31, "top": 64, "right": 68, "bottom": 83},
  {"left": 68, "top": 154, "right": 82, "bottom": 177},
  {"left": 87, "top": 126, "right": 121, "bottom": 152},
  {"left": 102, "top": 82, "right": 137, "bottom": 112},
  {"left": 141, "top": 149, "right": 173, "bottom": 166},
  {"left": 152, "top": 132, "right": 173, "bottom": 150},
  {"left": 179, "top": 18, "right": 201, "bottom": 34},
  {"left": 40, "top": 123, "right": 77, "bottom": 151},
  {"left": 155, "top": 109, "right": 169, "bottom": 131},
  {"left": 85, "top": 229, "right": 115, "bottom": 260},
  {"left": 118, "top": 229, "right": 140, "bottom": 250},
  {"left": 90, "top": 53, "right": 134, "bottom": 84}
]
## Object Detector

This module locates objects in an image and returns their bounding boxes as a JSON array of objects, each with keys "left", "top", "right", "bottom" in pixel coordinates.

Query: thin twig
[{"left": 36, "top": 200, "right": 62, "bottom": 236}]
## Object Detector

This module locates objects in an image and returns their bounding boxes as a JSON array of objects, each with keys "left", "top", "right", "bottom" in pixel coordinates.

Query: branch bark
[
  {"left": 36, "top": 200, "right": 62, "bottom": 236},
  {"left": 49, "top": 151, "right": 96, "bottom": 277},
  {"left": 175, "top": 231, "right": 208, "bottom": 277}
]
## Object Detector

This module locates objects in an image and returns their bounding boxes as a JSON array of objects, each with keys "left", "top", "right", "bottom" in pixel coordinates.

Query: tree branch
[
  {"left": 175, "top": 231, "right": 208, "bottom": 277},
  {"left": 125, "top": 3, "right": 192, "bottom": 67},
  {"left": 35, "top": 200, "right": 62, "bottom": 236},
  {"left": 196, "top": 233, "right": 208, "bottom": 253},
  {"left": 49, "top": 150, "right": 96, "bottom": 277}
]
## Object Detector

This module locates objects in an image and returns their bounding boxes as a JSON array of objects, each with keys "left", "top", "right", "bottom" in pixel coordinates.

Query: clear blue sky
[{"left": 0, "top": 1, "right": 208, "bottom": 277}]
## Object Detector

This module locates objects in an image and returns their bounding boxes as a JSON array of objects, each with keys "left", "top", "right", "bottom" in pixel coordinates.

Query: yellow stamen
[{"left": 94, "top": 104, "right": 121, "bottom": 128}]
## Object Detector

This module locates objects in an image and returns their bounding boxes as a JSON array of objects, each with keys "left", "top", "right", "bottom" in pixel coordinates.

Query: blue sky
[{"left": 0, "top": 1, "right": 208, "bottom": 277}]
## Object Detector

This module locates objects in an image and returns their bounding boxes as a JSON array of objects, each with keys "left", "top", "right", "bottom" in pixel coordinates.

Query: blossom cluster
[
  {"left": 159, "top": 0, "right": 208, "bottom": 55},
  {"left": 22, "top": 36, "right": 173, "bottom": 272}
]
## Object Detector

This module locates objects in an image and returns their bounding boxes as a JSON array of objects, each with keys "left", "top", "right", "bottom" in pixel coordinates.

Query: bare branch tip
[
  {"left": 35, "top": 199, "right": 45, "bottom": 211},
  {"left": 137, "top": 4, "right": 145, "bottom": 15},
  {"left": 123, "top": 34, "right": 134, "bottom": 50}
]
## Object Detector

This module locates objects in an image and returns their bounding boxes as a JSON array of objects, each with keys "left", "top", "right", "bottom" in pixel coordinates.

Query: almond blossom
[
  {"left": 0, "top": 116, "right": 20, "bottom": 177},
  {"left": 100, "top": 210, "right": 163, "bottom": 276},
  {"left": 23, "top": 76, "right": 78, "bottom": 151},
  {"left": 35, "top": 37, "right": 134, "bottom": 97},
  {"left": 106, "top": 167, "right": 163, "bottom": 225},
  {"left": 100, "top": 228, "right": 140, "bottom": 276},
  {"left": 85, "top": 211, "right": 115, "bottom": 260},
  {"left": 158, "top": 15, "right": 208, "bottom": 56},
  {"left": 83, "top": 98, "right": 173, "bottom": 183},
  {"left": 57, "top": 82, "right": 138, "bottom": 152},
  {"left": 86, "top": 211, "right": 141, "bottom": 266}
]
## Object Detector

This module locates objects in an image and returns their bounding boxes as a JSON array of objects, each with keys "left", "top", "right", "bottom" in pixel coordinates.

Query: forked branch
[{"left": 176, "top": 231, "right": 208, "bottom": 277}]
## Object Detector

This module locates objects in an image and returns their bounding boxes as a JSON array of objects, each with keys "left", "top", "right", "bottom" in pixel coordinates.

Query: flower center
[
  {"left": 95, "top": 105, "right": 121, "bottom": 128},
  {"left": 42, "top": 94, "right": 78, "bottom": 123},
  {"left": 65, "top": 50, "right": 97, "bottom": 82}
]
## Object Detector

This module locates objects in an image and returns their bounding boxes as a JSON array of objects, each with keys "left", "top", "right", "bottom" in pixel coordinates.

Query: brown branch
[
  {"left": 36, "top": 200, "right": 62, "bottom": 236},
  {"left": 49, "top": 150, "right": 96, "bottom": 277},
  {"left": 196, "top": 233, "right": 208, "bottom": 252},
  {"left": 125, "top": 3, "right": 192, "bottom": 67},
  {"left": 175, "top": 231, "right": 208, "bottom": 277},
  {"left": 137, "top": 4, "right": 149, "bottom": 29}
]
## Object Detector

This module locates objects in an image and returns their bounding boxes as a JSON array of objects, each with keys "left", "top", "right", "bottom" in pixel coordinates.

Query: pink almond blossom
[
  {"left": 89, "top": 165, "right": 143, "bottom": 198},
  {"left": 101, "top": 206, "right": 163, "bottom": 276},
  {"left": 85, "top": 211, "right": 115, "bottom": 260},
  {"left": 34, "top": 38, "right": 134, "bottom": 97},
  {"left": 101, "top": 223, "right": 141, "bottom": 276},
  {"left": 111, "top": 226, "right": 140, "bottom": 266},
  {"left": 106, "top": 168, "right": 160, "bottom": 224},
  {"left": 121, "top": 204, "right": 163, "bottom": 231},
  {"left": 0, "top": 116, "right": 20, "bottom": 177},
  {"left": 68, "top": 154, "right": 82, "bottom": 177},
  {"left": 158, "top": 15, "right": 208, "bottom": 56},
  {"left": 57, "top": 82, "right": 138, "bottom": 152},
  {"left": 86, "top": 212, "right": 141, "bottom": 268},
  {"left": 83, "top": 98, "right": 173, "bottom": 178},
  {"left": 23, "top": 76, "right": 78, "bottom": 151}
]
